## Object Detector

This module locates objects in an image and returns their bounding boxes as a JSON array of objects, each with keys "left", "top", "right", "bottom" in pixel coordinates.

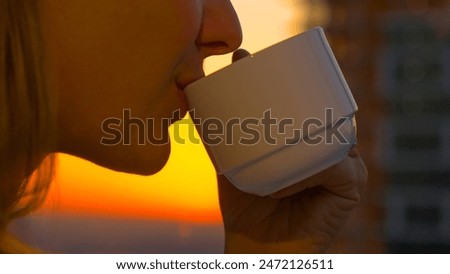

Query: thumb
[{"left": 232, "top": 49, "right": 251, "bottom": 63}]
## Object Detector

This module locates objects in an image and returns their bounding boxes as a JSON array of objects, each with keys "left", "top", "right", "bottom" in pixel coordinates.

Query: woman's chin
[
  {"left": 133, "top": 153, "right": 171, "bottom": 176},
  {"left": 77, "top": 142, "right": 172, "bottom": 177},
  {"left": 119, "top": 144, "right": 172, "bottom": 176}
]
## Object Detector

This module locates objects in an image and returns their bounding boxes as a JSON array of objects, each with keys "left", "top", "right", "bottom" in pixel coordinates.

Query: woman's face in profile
[{"left": 38, "top": 0, "right": 242, "bottom": 174}]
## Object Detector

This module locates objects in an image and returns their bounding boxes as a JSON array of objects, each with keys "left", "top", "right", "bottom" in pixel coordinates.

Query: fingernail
[
  {"left": 232, "top": 49, "right": 251, "bottom": 62},
  {"left": 349, "top": 146, "right": 360, "bottom": 158}
]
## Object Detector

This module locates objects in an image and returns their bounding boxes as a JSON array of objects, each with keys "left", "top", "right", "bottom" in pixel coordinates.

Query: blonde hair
[{"left": 0, "top": 0, "right": 56, "bottom": 253}]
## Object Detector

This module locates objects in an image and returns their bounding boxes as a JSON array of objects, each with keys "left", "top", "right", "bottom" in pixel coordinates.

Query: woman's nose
[{"left": 196, "top": 0, "right": 243, "bottom": 58}]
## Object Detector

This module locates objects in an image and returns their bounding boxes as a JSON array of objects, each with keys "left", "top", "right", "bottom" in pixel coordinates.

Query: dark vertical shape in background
[{"left": 298, "top": 0, "right": 450, "bottom": 253}]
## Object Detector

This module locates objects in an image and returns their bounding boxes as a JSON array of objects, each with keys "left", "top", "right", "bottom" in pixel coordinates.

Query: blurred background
[{"left": 10, "top": 0, "right": 450, "bottom": 253}]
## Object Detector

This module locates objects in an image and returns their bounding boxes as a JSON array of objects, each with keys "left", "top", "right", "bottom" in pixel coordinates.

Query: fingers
[
  {"left": 232, "top": 49, "right": 251, "bottom": 63},
  {"left": 270, "top": 148, "right": 368, "bottom": 199},
  {"left": 269, "top": 165, "right": 335, "bottom": 199},
  {"left": 353, "top": 153, "right": 368, "bottom": 194},
  {"left": 322, "top": 152, "right": 368, "bottom": 201}
]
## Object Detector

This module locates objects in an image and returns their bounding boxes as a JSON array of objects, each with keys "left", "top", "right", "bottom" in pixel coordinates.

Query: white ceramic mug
[{"left": 185, "top": 27, "right": 358, "bottom": 196}]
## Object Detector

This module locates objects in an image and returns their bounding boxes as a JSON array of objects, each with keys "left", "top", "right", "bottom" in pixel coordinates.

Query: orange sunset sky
[{"left": 41, "top": 0, "right": 310, "bottom": 224}]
